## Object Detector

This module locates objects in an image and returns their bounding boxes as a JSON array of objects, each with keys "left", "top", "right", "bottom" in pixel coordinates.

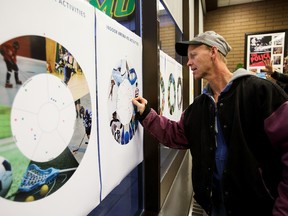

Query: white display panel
[
  {"left": 160, "top": 50, "right": 183, "bottom": 121},
  {"left": 159, "top": 50, "right": 166, "bottom": 116},
  {"left": 175, "top": 60, "right": 183, "bottom": 119},
  {"left": 0, "top": 0, "right": 100, "bottom": 215},
  {"left": 95, "top": 9, "right": 143, "bottom": 200}
]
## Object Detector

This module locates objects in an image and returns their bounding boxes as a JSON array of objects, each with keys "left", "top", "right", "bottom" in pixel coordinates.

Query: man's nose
[{"left": 187, "top": 59, "right": 193, "bottom": 67}]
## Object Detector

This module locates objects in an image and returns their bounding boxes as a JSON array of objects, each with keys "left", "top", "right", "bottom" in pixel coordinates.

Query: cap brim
[{"left": 175, "top": 41, "right": 203, "bottom": 56}]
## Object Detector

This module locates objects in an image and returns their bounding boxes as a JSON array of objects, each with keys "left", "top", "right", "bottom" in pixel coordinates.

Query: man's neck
[{"left": 208, "top": 69, "right": 233, "bottom": 102}]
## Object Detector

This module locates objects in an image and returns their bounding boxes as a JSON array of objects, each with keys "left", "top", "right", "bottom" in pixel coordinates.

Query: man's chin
[{"left": 192, "top": 72, "right": 201, "bottom": 80}]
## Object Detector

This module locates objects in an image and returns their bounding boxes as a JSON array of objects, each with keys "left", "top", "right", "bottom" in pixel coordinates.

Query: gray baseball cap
[{"left": 175, "top": 31, "right": 232, "bottom": 57}]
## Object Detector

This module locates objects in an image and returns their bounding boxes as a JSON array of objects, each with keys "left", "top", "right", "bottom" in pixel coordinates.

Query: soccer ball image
[{"left": 0, "top": 156, "right": 13, "bottom": 197}]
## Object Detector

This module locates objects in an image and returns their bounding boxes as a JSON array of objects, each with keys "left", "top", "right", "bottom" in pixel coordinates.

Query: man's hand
[
  {"left": 132, "top": 96, "right": 147, "bottom": 115},
  {"left": 262, "top": 59, "right": 274, "bottom": 75}
]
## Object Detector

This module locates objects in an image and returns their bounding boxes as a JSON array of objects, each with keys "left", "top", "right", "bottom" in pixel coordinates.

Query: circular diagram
[
  {"left": 0, "top": 35, "right": 91, "bottom": 202},
  {"left": 11, "top": 74, "right": 75, "bottom": 162},
  {"left": 167, "top": 73, "right": 176, "bottom": 115},
  {"left": 108, "top": 59, "right": 139, "bottom": 145}
]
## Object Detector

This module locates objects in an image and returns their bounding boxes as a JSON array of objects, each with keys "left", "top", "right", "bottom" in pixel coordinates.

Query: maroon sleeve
[
  {"left": 264, "top": 101, "right": 288, "bottom": 215},
  {"left": 141, "top": 108, "right": 189, "bottom": 149}
]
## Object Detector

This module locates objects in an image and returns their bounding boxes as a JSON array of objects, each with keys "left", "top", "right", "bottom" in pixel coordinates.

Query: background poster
[
  {"left": 95, "top": 10, "right": 143, "bottom": 200},
  {"left": 159, "top": 50, "right": 166, "bottom": 116},
  {"left": 175, "top": 60, "right": 183, "bottom": 120},
  {"left": 245, "top": 31, "right": 286, "bottom": 76},
  {"left": 160, "top": 51, "right": 183, "bottom": 121},
  {"left": 0, "top": 0, "right": 100, "bottom": 215}
]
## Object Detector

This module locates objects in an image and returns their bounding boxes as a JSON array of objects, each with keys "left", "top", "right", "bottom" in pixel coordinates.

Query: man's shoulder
[
  {"left": 232, "top": 69, "right": 272, "bottom": 86},
  {"left": 231, "top": 68, "right": 255, "bottom": 81}
]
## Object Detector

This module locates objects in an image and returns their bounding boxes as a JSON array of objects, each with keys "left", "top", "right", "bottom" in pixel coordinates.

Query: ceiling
[
  {"left": 218, "top": 0, "right": 264, "bottom": 7},
  {"left": 205, "top": 0, "right": 264, "bottom": 12}
]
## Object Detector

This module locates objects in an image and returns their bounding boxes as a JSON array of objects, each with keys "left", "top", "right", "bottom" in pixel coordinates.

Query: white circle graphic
[
  {"left": 108, "top": 59, "right": 139, "bottom": 145},
  {"left": 117, "top": 79, "right": 134, "bottom": 125},
  {"left": 11, "top": 74, "right": 75, "bottom": 162},
  {"left": 38, "top": 103, "right": 59, "bottom": 132}
]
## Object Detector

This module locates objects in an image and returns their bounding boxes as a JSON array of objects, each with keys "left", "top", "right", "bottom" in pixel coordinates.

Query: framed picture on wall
[{"left": 244, "top": 30, "right": 288, "bottom": 77}]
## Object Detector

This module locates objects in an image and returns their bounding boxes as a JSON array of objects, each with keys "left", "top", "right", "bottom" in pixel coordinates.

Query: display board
[
  {"left": 159, "top": 50, "right": 166, "bottom": 116},
  {"left": 0, "top": 0, "right": 100, "bottom": 215},
  {"left": 1, "top": 1, "right": 143, "bottom": 214},
  {"left": 95, "top": 9, "right": 143, "bottom": 200},
  {"left": 159, "top": 50, "right": 183, "bottom": 121}
]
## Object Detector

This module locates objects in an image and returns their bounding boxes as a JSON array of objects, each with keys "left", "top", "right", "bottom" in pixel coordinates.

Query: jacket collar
[{"left": 203, "top": 68, "right": 255, "bottom": 96}]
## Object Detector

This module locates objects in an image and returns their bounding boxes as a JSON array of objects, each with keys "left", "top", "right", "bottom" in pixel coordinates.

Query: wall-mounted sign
[
  {"left": 245, "top": 30, "right": 288, "bottom": 76},
  {"left": 89, "top": 0, "right": 135, "bottom": 20}
]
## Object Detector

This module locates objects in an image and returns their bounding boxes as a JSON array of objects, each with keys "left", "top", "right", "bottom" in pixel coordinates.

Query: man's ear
[
  {"left": 210, "top": 46, "right": 218, "bottom": 61},
  {"left": 211, "top": 46, "right": 219, "bottom": 55}
]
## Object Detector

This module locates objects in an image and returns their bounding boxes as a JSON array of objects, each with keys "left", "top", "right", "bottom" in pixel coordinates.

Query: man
[
  {"left": 110, "top": 111, "right": 123, "bottom": 143},
  {"left": 0, "top": 41, "right": 22, "bottom": 88},
  {"left": 83, "top": 108, "right": 92, "bottom": 144},
  {"left": 132, "top": 31, "right": 288, "bottom": 216},
  {"left": 63, "top": 51, "right": 75, "bottom": 85}
]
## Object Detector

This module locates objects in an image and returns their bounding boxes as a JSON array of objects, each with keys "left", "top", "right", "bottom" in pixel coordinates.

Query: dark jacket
[
  {"left": 271, "top": 71, "right": 288, "bottom": 94},
  {"left": 140, "top": 69, "right": 288, "bottom": 216}
]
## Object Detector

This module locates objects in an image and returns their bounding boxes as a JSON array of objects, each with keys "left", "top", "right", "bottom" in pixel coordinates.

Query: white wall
[
  {"left": 189, "top": 0, "right": 204, "bottom": 104},
  {"left": 162, "top": 0, "right": 183, "bottom": 32}
]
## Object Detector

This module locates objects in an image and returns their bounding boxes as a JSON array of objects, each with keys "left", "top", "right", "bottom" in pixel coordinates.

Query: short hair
[{"left": 205, "top": 45, "right": 227, "bottom": 64}]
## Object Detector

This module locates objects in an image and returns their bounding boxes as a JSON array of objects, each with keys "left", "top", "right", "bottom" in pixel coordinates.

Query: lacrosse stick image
[
  {"left": 19, "top": 164, "right": 77, "bottom": 192},
  {"left": 72, "top": 132, "right": 86, "bottom": 153}
]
